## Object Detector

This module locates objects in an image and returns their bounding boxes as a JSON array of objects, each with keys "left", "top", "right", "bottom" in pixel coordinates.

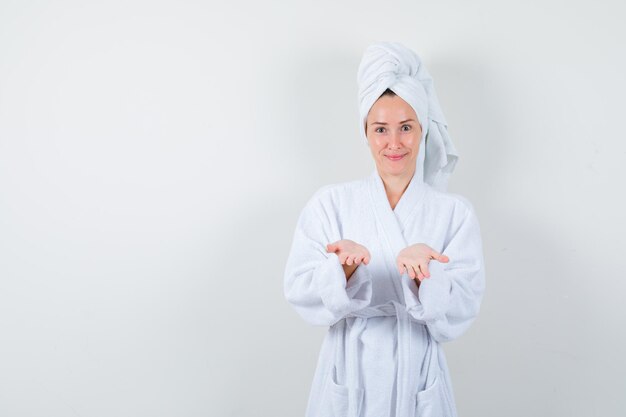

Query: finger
[
  {"left": 414, "top": 264, "right": 425, "bottom": 281},
  {"left": 339, "top": 253, "right": 348, "bottom": 264},
  {"left": 354, "top": 256, "right": 362, "bottom": 265},
  {"left": 431, "top": 251, "right": 449, "bottom": 263},
  {"left": 414, "top": 264, "right": 426, "bottom": 281},
  {"left": 346, "top": 255, "right": 354, "bottom": 266},
  {"left": 432, "top": 252, "right": 448, "bottom": 262},
  {"left": 327, "top": 243, "right": 337, "bottom": 253},
  {"left": 419, "top": 263, "right": 430, "bottom": 279},
  {"left": 363, "top": 256, "right": 370, "bottom": 265},
  {"left": 404, "top": 263, "right": 415, "bottom": 279}
]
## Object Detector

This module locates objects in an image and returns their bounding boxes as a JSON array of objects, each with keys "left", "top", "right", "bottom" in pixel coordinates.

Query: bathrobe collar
[{"left": 370, "top": 167, "right": 428, "bottom": 229}]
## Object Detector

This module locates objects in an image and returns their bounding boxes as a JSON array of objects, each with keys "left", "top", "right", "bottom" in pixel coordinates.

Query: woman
[{"left": 284, "top": 41, "right": 486, "bottom": 417}]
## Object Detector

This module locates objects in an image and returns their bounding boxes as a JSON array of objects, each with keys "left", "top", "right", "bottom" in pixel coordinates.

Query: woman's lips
[{"left": 386, "top": 153, "right": 407, "bottom": 161}]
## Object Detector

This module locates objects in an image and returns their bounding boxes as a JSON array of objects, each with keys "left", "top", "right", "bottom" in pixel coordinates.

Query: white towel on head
[{"left": 357, "top": 41, "right": 459, "bottom": 192}]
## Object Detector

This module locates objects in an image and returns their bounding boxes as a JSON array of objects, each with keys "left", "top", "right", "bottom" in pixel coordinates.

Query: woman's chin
[{"left": 379, "top": 161, "right": 408, "bottom": 176}]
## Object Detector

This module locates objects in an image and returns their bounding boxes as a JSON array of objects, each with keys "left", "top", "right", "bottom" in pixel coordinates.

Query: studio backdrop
[{"left": 0, "top": 1, "right": 624, "bottom": 416}]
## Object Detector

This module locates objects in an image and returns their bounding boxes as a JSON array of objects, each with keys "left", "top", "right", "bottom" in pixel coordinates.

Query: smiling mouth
[{"left": 386, "top": 154, "right": 407, "bottom": 161}]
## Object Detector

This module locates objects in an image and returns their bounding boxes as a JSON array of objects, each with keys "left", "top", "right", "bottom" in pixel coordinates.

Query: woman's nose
[{"left": 388, "top": 131, "right": 401, "bottom": 148}]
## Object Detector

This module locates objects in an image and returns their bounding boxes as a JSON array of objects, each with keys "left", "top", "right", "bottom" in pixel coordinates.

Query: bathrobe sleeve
[
  {"left": 404, "top": 198, "right": 486, "bottom": 343},
  {"left": 284, "top": 189, "right": 373, "bottom": 327}
]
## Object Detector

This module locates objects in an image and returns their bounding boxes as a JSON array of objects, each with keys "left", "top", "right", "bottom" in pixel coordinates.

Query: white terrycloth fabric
[
  {"left": 284, "top": 41, "right": 486, "bottom": 417},
  {"left": 357, "top": 41, "right": 459, "bottom": 192}
]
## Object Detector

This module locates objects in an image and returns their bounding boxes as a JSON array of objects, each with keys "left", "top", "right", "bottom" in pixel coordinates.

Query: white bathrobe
[{"left": 283, "top": 168, "right": 486, "bottom": 417}]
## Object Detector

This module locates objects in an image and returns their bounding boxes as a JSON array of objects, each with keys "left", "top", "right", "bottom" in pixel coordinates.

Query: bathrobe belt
[{"left": 336, "top": 300, "right": 438, "bottom": 417}]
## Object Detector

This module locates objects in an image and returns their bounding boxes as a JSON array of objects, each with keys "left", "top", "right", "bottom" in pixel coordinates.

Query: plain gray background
[{"left": 1, "top": 1, "right": 625, "bottom": 416}]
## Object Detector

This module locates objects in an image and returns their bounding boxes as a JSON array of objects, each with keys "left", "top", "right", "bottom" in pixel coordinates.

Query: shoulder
[
  {"left": 426, "top": 186, "right": 478, "bottom": 221},
  {"left": 306, "top": 176, "right": 368, "bottom": 210},
  {"left": 425, "top": 188, "right": 483, "bottom": 249},
  {"left": 296, "top": 177, "right": 366, "bottom": 229}
]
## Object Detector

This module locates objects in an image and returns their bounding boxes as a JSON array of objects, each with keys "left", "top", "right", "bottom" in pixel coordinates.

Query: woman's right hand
[
  {"left": 326, "top": 239, "right": 371, "bottom": 281},
  {"left": 326, "top": 239, "right": 371, "bottom": 265}
]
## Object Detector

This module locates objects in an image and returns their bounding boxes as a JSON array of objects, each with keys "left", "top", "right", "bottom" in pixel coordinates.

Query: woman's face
[{"left": 366, "top": 94, "right": 422, "bottom": 178}]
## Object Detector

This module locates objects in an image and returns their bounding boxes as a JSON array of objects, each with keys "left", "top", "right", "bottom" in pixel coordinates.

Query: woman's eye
[
  {"left": 376, "top": 127, "right": 385, "bottom": 133},
  {"left": 402, "top": 125, "right": 411, "bottom": 131}
]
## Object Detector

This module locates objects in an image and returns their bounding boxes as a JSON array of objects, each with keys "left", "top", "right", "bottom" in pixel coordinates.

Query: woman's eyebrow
[{"left": 371, "top": 119, "right": 416, "bottom": 125}]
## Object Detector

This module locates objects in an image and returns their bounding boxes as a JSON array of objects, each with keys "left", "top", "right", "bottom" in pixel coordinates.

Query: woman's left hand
[{"left": 396, "top": 243, "right": 449, "bottom": 282}]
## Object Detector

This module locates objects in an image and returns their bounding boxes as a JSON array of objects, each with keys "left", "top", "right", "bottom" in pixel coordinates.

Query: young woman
[{"left": 284, "top": 41, "right": 486, "bottom": 417}]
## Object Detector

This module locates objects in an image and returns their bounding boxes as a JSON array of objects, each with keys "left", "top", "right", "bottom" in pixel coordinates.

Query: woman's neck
[{"left": 379, "top": 168, "right": 416, "bottom": 210}]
